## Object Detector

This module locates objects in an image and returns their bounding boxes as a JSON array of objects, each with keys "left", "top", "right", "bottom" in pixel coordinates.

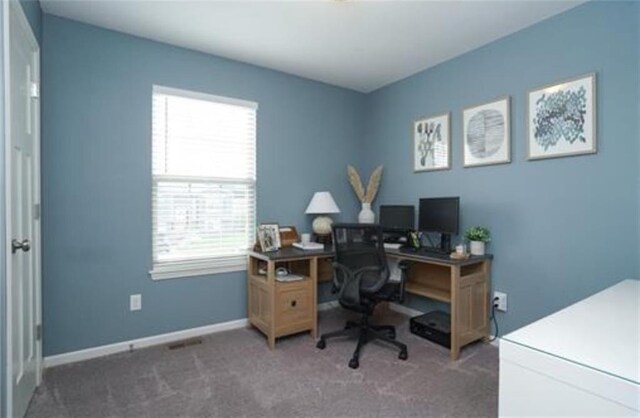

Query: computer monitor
[
  {"left": 418, "top": 197, "right": 460, "bottom": 252},
  {"left": 379, "top": 205, "right": 415, "bottom": 232}
]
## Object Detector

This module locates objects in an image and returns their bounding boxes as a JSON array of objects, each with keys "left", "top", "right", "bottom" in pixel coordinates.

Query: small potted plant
[{"left": 465, "top": 226, "right": 491, "bottom": 256}]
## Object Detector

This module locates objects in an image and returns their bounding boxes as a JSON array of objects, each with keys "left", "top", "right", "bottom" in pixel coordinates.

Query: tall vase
[{"left": 358, "top": 203, "right": 375, "bottom": 224}]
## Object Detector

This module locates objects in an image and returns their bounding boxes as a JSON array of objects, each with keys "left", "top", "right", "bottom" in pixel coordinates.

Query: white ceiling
[{"left": 40, "top": 0, "right": 585, "bottom": 93}]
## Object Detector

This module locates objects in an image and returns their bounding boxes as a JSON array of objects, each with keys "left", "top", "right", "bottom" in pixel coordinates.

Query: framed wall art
[
  {"left": 527, "top": 73, "right": 596, "bottom": 160},
  {"left": 463, "top": 97, "right": 511, "bottom": 167},
  {"left": 413, "top": 113, "right": 450, "bottom": 172}
]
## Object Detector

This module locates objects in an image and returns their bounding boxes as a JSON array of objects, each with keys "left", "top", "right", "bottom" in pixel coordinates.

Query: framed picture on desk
[{"left": 257, "top": 223, "right": 281, "bottom": 252}]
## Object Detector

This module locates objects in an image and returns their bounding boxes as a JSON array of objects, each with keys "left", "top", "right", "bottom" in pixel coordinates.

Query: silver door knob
[{"left": 11, "top": 239, "right": 30, "bottom": 254}]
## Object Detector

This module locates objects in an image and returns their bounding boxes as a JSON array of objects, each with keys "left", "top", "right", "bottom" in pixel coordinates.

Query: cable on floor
[{"left": 489, "top": 298, "right": 499, "bottom": 342}]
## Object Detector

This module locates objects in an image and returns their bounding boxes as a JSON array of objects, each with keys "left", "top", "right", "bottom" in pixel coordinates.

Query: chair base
[{"left": 316, "top": 315, "right": 408, "bottom": 369}]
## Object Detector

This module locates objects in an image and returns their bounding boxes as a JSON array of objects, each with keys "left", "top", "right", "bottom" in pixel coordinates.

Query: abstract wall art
[
  {"left": 413, "top": 113, "right": 450, "bottom": 172},
  {"left": 463, "top": 97, "right": 511, "bottom": 167},
  {"left": 527, "top": 73, "right": 596, "bottom": 160}
]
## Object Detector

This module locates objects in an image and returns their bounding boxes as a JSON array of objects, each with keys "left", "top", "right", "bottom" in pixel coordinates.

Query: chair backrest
[{"left": 331, "top": 223, "right": 389, "bottom": 291}]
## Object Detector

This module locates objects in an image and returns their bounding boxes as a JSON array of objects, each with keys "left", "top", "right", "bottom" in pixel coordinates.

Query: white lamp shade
[{"left": 305, "top": 191, "right": 340, "bottom": 214}]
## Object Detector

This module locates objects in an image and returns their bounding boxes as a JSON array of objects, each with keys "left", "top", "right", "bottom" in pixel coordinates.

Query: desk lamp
[{"left": 305, "top": 191, "right": 341, "bottom": 240}]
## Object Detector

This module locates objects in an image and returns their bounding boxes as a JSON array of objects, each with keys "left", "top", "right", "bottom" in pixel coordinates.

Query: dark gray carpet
[{"left": 27, "top": 307, "right": 498, "bottom": 417}]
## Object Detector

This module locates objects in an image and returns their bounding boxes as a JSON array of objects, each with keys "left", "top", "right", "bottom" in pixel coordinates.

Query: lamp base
[
  {"left": 314, "top": 233, "right": 332, "bottom": 245},
  {"left": 312, "top": 215, "right": 333, "bottom": 235}
]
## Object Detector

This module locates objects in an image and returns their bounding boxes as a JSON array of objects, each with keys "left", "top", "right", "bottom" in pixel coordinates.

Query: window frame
[{"left": 149, "top": 85, "right": 258, "bottom": 280}]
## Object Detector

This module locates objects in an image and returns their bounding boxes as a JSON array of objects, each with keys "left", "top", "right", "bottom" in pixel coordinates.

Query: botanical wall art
[
  {"left": 527, "top": 73, "right": 596, "bottom": 160},
  {"left": 413, "top": 113, "right": 450, "bottom": 172},
  {"left": 463, "top": 97, "right": 511, "bottom": 167}
]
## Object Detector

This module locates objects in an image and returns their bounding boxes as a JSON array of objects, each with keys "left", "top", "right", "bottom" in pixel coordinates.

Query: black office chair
[{"left": 316, "top": 223, "right": 409, "bottom": 369}]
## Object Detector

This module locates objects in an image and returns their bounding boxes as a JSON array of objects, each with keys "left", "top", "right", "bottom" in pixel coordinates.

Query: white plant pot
[
  {"left": 470, "top": 241, "right": 485, "bottom": 256},
  {"left": 358, "top": 203, "right": 375, "bottom": 224}
]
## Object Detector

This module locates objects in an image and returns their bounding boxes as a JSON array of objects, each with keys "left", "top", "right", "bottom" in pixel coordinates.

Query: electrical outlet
[
  {"left": 130, "top": 294, "right": 142, "bottom": 311},
  {"left": 493, "top": 291, "right": 507, "bottom": 312}
]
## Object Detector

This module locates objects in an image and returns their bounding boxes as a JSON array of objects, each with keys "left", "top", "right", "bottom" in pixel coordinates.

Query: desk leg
[
  {"left": 311, "top": 257, "right": 318, "bottom": 340},
  {"left": 450, "top": 265, "right": 461, "bottom": 361},
  {"left": 268, "top": 260, "right": 276, "bottom": 350}
]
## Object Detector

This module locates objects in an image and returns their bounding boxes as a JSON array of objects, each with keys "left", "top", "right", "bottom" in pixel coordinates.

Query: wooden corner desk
[{"left": 247, "top": 246, "right": 492, "bottom": 360}]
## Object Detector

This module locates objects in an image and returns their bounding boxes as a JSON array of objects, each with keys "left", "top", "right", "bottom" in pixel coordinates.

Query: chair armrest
[
  {"left": 355, "top": 265, "right": 388, "bottom": 295},
  {"left": 331, "top": 262, "right": 361, "bottom": 308},
  {"left": 332, "top": 263, "right": 386, "bottom": 307},
  {"left": 330, "top": 262, "right": 346, "bottom": 293},
  {"left": 331, "top": 262, "right": 349, "bottom": 286},
  {"left": 332, "top": 263, "right": 382, "bottom": 285}
]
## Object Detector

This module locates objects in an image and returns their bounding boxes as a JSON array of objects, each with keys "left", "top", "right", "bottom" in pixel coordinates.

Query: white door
[{"left": 5, "top": 1, "right": 41, "bottom": 417}]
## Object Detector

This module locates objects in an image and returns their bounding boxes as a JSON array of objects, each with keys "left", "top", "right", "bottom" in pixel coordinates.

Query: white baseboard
[
  {"left": 318, "top": 301, "right": 421, "bottom": 316},
  {"left": 388, "top": 302, "right": 424, "bottom": 317},
  {"left": 47, "top": 302, "right": 339, "bottom": 368},
  {"left": 44, "top": 318, "right": 249, "bottom": 368},
  {"left": 319, "top": 301, "right": 424, "bottom": 317},
  {"left": 319, "top": 301, "right": 429, "bottom": 319},
  {"left": 44, "top": 301, "right": 480, "bottom": 369},
  {"left": 317, "top": 300, "right": 340, "bottom": 311}
]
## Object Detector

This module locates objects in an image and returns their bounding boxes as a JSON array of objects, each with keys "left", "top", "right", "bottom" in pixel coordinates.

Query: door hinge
[
  {"left": 36, "top": 324, "right": 42, "bottom": 341},
  {"left": 30, "top": 82, "right": 40, "bottom": 99},
  {"left": 34, "top": 203, "right": 41, "bottom": 220}
]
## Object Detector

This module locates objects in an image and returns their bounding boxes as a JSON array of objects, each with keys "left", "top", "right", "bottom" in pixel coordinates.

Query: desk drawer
[{"left": 276, "top": 279, "right": 312, "bottom": 327}]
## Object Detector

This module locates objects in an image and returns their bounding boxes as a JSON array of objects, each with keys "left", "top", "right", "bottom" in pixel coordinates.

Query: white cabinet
[{"left": 499, "top": 280, "right": 640, "bottom": 416}]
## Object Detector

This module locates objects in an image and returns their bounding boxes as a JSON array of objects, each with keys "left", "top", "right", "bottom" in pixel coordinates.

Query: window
[{"left": 150, "top": 86, "right": 257, "bottom": 280}]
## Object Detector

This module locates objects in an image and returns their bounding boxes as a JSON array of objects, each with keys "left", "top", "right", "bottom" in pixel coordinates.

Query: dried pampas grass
[
  {"left": 347, "top": 165, "right": 383, "bottom": 203},
  {"left": 364, "top": 165, "right": 383, "bottom": 203},
  {"left": 347, "top": 165, "right": 365, "bottom": 202}
]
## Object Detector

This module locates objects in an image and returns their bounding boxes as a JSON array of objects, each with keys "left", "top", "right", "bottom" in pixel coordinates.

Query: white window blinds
[{"left": 150, "top": 86, "right": 257, "bottom": 280}]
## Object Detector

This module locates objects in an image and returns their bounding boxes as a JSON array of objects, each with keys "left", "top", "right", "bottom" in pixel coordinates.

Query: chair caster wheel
[
  {"left": 348, "top": 358, "right": 359, "bottom": 369},
  {"left": 316, "top": 339, "right": 326, "bottom": 350},
  {"left": 398, "top": 349, "right": 408, "bottom": 361}
]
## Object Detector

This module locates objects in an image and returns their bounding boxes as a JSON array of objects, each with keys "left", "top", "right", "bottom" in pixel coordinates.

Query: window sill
[{"left": 150, "top": 257, "right": 247, "bottom": 280}]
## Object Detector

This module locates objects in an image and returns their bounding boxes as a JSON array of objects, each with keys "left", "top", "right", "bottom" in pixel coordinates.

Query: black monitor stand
[
  {"left": 421, "top": 233, "right": 452, "bottom": 254},
  {"left": 439, "top": 233, "right": 452, "bottom": 253}
]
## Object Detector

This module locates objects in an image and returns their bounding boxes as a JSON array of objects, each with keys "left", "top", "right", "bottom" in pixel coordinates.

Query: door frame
[{"left": 3, "top": 0, "right": 42, "bottom": 416}]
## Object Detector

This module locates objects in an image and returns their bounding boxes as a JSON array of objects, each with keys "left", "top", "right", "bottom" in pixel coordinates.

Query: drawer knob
[{"left": 291, "top": 300, "right": 297, "bottom": 307}]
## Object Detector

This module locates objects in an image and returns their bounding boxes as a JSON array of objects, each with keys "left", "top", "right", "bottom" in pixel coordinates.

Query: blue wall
[
  {"left": 40, "top": 1, "right": 640, "bottom": 357},
  {"left": 363, "top": 1, "right": 640, "bottom": 335},
  {"left": 41, "top": 15, "right": 365, "bottom": 356},
  {"left": 1, "top": 0, "right": 41, "bottom": 414}
]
